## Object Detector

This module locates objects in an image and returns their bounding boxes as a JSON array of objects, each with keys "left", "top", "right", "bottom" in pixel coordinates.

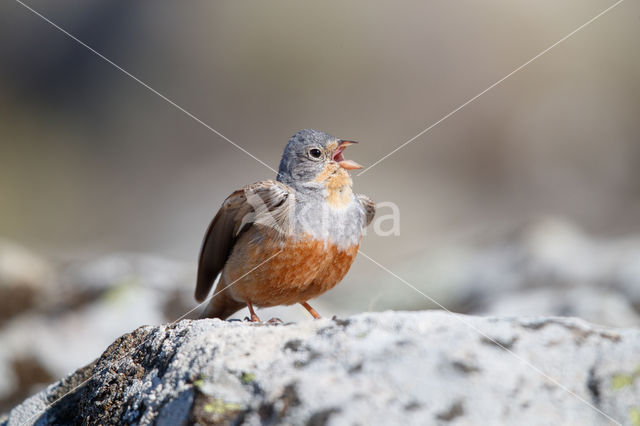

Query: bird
[{"left": 195, "top": 129, "right": 375, "bottom": 322}]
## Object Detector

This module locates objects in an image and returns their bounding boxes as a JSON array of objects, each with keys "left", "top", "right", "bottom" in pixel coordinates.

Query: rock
[
  {"left": 347, "top": 218, "right": 640, "bottom": 319},
  {"left": 0, "top": 253, "right": 195, "bottom": 413},
  {"left": 0, "top": 241, "right": 57, "bottom": 411},
  {"left": 0, "top": 250, "right": 336, "bottom": 414},
  {"left": 3, "top": 311, "right": 640, "bottom": 425},
  {"left": 479, "top": 287, "right": 640, "bottom": 328},
  {"left": 0, "top": 240, "right": 53, "bottom": 324}
]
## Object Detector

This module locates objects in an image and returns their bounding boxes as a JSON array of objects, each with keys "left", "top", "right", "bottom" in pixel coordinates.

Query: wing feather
[
  {"left": 195, "top": 180, "right": 293, "bottom": 302},
  {"left": 357, "top": 194, "right": 376, "bottom": 227}
]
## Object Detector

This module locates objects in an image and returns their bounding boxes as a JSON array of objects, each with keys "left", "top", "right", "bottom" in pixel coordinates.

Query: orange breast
[{"left": 223, "top": 230, "right": 359, "bottom": 307}]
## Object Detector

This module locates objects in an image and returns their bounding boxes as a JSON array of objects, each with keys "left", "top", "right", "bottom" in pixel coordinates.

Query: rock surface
[
  {"left": 351, "top": 218, "right": 640, "bottom": 327},
  {"left": 0, "top": 250, "right": 196, "bottom": 412},
  {"left": 3, "top": 219, "right": 640, "bottom": 420},
  {"left": 0, "top": 244, "right": 332, "bottom": 413},
  {"left": 3, "top": 311, "right": 640, "bottom": 426}
]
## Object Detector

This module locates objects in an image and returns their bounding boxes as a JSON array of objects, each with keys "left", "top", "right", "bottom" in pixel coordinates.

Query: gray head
[{"left": 277, "top": 129, "right": 361, "bottom": 189}]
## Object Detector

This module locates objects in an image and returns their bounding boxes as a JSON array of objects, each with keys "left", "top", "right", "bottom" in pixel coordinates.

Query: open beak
[{"left": 333, "top": 140, "right": 362, "bottom": 170}]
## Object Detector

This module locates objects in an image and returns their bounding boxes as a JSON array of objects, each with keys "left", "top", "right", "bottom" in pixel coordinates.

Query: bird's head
[{"left": 277, "top": 129, "right": 361, "bottom": 191}]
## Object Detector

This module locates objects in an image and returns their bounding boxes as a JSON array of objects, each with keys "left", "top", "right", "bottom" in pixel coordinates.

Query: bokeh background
[{"left": 1, "top": 0, "right": 639, "bottom": 412}]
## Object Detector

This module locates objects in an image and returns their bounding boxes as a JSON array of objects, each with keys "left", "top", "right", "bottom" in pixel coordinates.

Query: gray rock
[
  {"left": 0, "top": 241, "right": 57, "bottom": 410},
  {"left": 479, "top": 287, "right": 640, "bottom": 328},
  {"left": 0, "top": 239, "right": 53, "bottom": 323},
  {"left": 0, "top": 250, "right": 338, "bottom": 414},
  {"left": 3, "top": 311, "right": 640, "bottom": 425},
  {"left": 0, "top": 253, "right": 195, "bottom": 413},
  {"left": 349, "top": 218, "right": 640, "bottom": 319}
]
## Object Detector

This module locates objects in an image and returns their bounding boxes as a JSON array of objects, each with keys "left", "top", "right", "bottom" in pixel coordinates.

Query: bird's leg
[
  {"left": 247, "top": 302, "right": 261, "bottom": 322},
  {"left": 300, "top": 302, "right": 322, "bottom": 319}
]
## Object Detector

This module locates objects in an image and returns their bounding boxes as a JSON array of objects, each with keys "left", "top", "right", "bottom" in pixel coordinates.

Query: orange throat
[{"left": 315, "top": 164, "right": 353, "bottom": 208}]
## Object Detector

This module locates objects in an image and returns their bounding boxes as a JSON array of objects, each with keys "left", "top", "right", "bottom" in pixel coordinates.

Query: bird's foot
[
  {"left": 247, "top": 302, "right": 261, "bottom": 322},
  {"left": 266, "top": 317, "right": 284, "bottom": 325}
]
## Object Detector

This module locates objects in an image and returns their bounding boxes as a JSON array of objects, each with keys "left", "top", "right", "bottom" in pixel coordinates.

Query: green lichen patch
[
  {"left": 630, "top": 407, "right": 640, "bottom": 426},
  {"left": 356, "top": 331, "right": 369, "bottom": 339},
  {"left": 192, "top": 375, "right": 205, "bottom": 389},
  {"left": 103, "top": 277, "right": 139, "bottom": 304},
  {"left": 190, "top": 391, "right": 244, "bottom": 425},
  {"left": 611, "top": 366, "right": 640, "bottom": 390},
  {"left": 203, "top": 399, "right": 243, "bottom": 414},
  {"left": 241, "top": 372, "right": 256, "bottom": 384}
]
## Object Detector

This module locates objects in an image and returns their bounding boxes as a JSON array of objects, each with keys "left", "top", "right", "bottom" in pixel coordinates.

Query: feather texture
[
  {"left": 357, "top": 194, "right": 376, "bottom": 227},
  {"left": 195, "top": 180, "right": 293, "bottom": 302}
]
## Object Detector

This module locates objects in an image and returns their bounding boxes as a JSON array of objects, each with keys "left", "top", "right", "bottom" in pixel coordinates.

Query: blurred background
[{"left": 1, "top": 0, "right": 639, "bottom": 413}]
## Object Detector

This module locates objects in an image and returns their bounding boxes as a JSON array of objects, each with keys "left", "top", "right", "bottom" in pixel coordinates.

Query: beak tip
[{"left": 338, "top": 160, "right": 363, "bottom": 170}]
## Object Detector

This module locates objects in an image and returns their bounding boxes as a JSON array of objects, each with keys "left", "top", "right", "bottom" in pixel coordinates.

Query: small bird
[{"left": 195, "top": 129, "right": 375, "bottom": 321}]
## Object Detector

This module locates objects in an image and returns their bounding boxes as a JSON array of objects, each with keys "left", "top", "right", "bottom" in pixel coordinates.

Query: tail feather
[{"left": 199, "top": 279, "right": 245, "bottom": 320}]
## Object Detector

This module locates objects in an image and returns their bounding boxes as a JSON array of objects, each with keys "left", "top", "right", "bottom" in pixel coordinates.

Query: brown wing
[
  {"left": 195, "top": 180, "right": 293, "bottom": 302},
  {"left": 357, "top": 194, "right": 376, "bottom": 227}
]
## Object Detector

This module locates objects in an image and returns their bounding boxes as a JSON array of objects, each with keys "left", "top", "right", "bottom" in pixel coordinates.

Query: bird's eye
[{"left": 309, "top": 148, "right": 322, "bottom": 159}]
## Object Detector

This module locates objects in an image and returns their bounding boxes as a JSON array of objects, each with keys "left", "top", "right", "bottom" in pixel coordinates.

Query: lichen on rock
[{"left": 2, "top": 311, "right": 640, "bottom": 425}]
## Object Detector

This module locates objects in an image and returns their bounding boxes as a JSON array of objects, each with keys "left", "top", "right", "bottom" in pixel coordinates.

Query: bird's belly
[{"left": 224, "top": 232, "right": 359, "bottom": 307}]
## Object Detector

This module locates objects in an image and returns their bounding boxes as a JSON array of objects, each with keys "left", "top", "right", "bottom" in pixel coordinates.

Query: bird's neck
[
  {"left": 322, "top": 170, "right": 353, "bottom": 209},
  {"left": 279, "top": 165, "right": 354, "bottom": 209}
]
